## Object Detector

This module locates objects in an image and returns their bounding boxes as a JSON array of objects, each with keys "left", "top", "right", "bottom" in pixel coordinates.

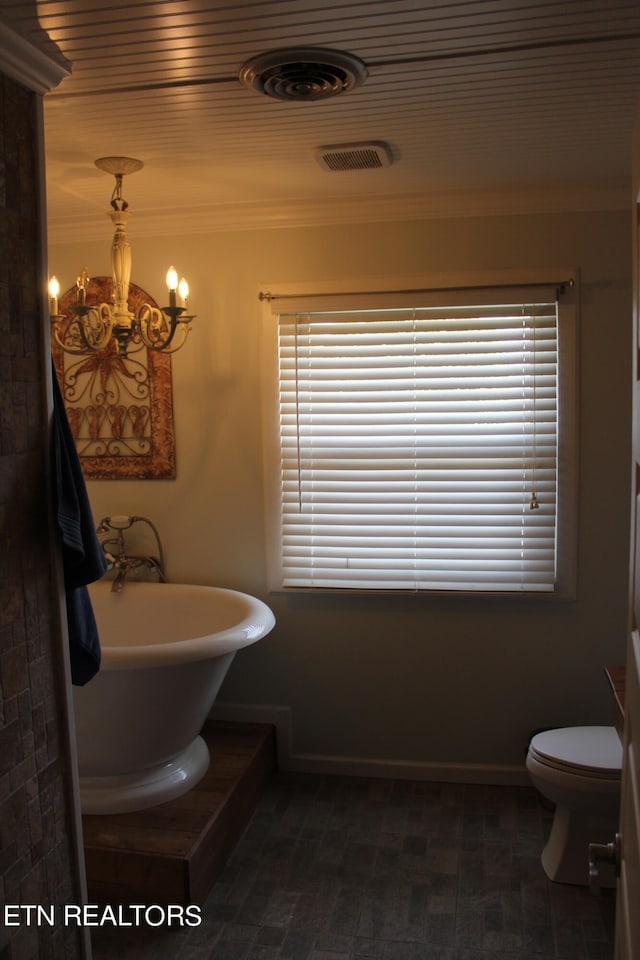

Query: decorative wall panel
[{"left": 52, "top": 277, "right": 176, "bottom": 479}]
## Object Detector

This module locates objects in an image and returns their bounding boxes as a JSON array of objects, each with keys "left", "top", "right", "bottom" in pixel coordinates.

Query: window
[{"left": 263, "top": 278, "right": 577, "bottom": 595}]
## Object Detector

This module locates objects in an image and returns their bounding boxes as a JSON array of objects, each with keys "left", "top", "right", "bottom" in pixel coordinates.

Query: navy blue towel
[{"left": 51, "top": 363, "right": 107, "bottom": 685}]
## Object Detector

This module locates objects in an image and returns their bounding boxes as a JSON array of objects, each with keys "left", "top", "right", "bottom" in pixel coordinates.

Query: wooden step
[{"left": 81, "top": 721, "right": 275, "bottom": 905}]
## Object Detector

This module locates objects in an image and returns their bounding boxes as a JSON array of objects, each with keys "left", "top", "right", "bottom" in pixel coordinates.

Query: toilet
[{"left": 526, "top": 725, "right": 622, "bottom": 886}]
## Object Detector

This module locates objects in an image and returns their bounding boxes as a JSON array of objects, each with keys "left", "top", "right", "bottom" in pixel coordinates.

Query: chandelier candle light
[{"left": 49, "top": 157, "right": 194, "bottom": 357}]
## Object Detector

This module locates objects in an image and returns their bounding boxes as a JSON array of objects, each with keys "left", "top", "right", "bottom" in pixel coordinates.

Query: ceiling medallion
[{"left": 239, "top": 46, "right": 368, "bottom": 101}]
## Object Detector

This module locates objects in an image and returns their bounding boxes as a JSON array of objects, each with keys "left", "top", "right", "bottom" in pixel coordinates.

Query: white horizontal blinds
[{"left": 277, "top": 296, "right": 558, "bottom": 592}]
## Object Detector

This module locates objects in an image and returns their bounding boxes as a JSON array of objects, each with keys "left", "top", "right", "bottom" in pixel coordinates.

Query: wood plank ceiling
[{"left": 3, "top": 0, "right": 640, "bottom": 240}]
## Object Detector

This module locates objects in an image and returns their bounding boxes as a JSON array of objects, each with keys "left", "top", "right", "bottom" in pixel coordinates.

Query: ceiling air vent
[
  {"left": 239, "top": 47, "right": 367, "bottom": 101},
  {"left": 315, "top": 141, "right": 393, "bottom": 172}
]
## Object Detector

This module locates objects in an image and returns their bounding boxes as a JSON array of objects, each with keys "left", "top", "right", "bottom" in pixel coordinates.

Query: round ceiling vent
[{"left": 239, "top": 46, "right": 367, "bottom": 101}]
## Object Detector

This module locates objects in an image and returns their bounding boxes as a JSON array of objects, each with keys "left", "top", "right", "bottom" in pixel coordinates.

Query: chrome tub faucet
[{"left": 96, "top": 515, "right": 167, "bottom": 591}]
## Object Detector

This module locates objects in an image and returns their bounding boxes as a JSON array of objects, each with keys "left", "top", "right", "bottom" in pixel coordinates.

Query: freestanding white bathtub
[{"left": 72, "top": 580, "right": 275, "bottom": 815}]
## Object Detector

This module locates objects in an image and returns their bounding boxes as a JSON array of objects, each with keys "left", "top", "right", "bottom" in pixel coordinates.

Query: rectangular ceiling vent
[{"left": 315, "top": 141, "right": 393, "bottom": 172}]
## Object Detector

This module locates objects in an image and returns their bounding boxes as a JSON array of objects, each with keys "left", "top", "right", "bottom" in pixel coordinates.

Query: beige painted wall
[{"left": 49, "top": 209, "right": 632, "bottom": 774}]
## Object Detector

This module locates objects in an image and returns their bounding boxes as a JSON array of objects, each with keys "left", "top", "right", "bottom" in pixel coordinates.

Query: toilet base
[{"left": 541, "top": 804, "right": 617, "bottom": 886}]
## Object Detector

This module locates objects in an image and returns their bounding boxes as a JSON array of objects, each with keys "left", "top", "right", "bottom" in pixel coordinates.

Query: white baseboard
[
  {"left": 209, "top": 701, "right": 530, "bottom": 786},
  {"left": 210, "top": 701, "right": 294, "bottom": 772}
]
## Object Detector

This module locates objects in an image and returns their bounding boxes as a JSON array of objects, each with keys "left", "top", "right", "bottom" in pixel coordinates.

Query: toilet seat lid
[{"left": 529, "top": 726, "right": 622, "bottom": 777}]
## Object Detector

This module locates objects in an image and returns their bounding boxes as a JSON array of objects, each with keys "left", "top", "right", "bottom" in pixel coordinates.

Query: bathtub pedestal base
[
  {"left": 80, "top": 735, "right": 210, "bottom": 815},
  {"left": 82, "top": 721, "right": 276, "bottom": 907}
]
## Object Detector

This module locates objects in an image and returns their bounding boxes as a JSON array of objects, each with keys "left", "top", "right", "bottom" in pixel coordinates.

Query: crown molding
[
  {"left": 47, "top": 181, "right": 629, "bottom": 246},
  {"left": 0, "top": 16, "right": 70, "bottom": 95}
]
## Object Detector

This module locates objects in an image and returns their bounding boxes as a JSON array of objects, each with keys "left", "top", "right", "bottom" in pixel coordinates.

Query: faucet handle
[{"left": 108, "top": 515, "right": 133, "bottom": 529}]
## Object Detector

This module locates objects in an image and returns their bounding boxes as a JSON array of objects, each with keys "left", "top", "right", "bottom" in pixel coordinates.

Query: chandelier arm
[
  {"left": 136, "top": 302, "right": 194, "bottom": 353},
  {"left": 51, "top": 303, "right": 115, "bottom": 355},
  {"left": 51, "top": 321, "right": 98, "bottom": 356},
  {"left": 136, "top": 302, "right": 178, "bottom": 351},
  {"left": 82, "top": 302, "right": 117, "bottom": 352},
  {"left": 144, "top": 321, "right": 193, "bottom": 353}
]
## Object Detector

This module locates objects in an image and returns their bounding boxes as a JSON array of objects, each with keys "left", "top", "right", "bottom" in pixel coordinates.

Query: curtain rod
[{"left": 258, "top": 278, "right": 574, "bottom": 302}]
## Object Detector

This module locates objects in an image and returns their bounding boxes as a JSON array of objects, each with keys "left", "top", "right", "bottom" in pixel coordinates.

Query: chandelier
[{"left": 49, "top": 157, "right": 194, "bottom": 357}]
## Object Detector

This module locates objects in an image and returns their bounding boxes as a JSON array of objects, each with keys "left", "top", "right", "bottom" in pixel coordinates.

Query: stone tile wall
[{"left": 0, "top": 72, "right": 83, "bottom": 959}]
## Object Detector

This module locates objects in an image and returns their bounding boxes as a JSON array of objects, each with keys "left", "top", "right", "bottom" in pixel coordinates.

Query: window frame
[{"left": 260, "top": 270, "right": 578, "bottom": 599}]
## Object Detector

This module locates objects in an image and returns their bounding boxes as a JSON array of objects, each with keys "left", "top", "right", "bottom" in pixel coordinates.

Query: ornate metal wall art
[{"left": 52, "top": 277, "right": 176, "bottom": 479}]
